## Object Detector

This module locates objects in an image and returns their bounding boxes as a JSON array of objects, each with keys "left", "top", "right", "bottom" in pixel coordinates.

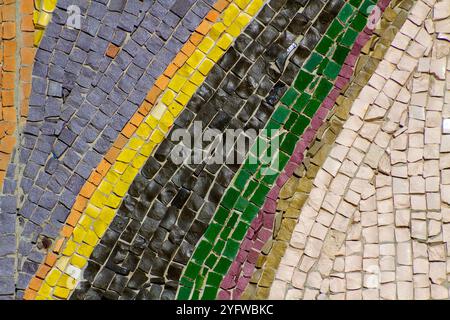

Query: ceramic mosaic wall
[{"left": 0, "top": 0, "right": 449, "bottom": 300}]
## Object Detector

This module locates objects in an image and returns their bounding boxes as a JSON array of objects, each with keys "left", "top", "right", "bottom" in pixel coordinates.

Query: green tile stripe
[{"left": 177, "top": 0, "right": 376, "bottom": 300}]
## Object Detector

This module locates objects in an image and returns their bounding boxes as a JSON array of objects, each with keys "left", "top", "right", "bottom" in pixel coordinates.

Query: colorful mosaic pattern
[{"left": 0, "top": 0, "right": 449, "bottom": 301}]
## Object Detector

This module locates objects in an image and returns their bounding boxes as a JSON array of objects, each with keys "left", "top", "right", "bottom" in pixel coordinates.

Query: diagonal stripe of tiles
[
  {"left": 25, "top": 0, "right": 266, "bottom": 300},
  {"left": 178, "top": 0, "right": 382, "bottom": 300},
  {"left": 69, "top": 0, "right": 346, "bottom": 300},
  {"left": 220, "top": 0, "right": 393, "bottom": 300},
  {"left": 242, "top": 0, "right": 414, "bottom": 300},
  {"left": 14, "top": 0, "right": 224, "bottom": 299},
  {"left": 270, "top": 0, "right": 450, "bottom": 299}
]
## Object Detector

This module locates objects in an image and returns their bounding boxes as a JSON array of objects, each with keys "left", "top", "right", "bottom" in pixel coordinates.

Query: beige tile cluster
[{"left": 270, "top": 0, "right": 450, "bottom": 300}]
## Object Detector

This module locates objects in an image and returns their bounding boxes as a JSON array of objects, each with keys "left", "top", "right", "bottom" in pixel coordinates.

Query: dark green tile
[
  {"left": 177, "top": 286, "right": 191, "bottom": 299},
  {"left": 204, "top": 223, "right": 222, "bottom": 242},
  {"left": 324, "top": 60, "right": 341, "bottom": 80},
  {"left": 213, "top": 206, "right": 229, "bottom": 224},
  {"left": 294, "top": 70, "right": 314, "bottom": 91},
  {"left": 192, "top": 240, "right": 213, "bottom": 263},
  {"left": 242, "top": 179, "right": 258, "bottom": 198},
  {"left": 360, "top": 0, "right": 376, "bottom": 16},
  {"left": 235, "top": 196, "right": 249, "bottom": 212},
  {"left": 313, "top": 78, "right": 333, "bottom": 100},
  {"left": 341, "top": 28, "right": 358, "bottom": 47},
  {"left": 326, "top": 20, "right": 344, "bottom": 39},
  {"left": 202, "top": 286, "right": 219, "bottom": 300},
  {"left": 280, "top": 132, "right": 299, "bottom": 154},
  {"left": 206, "top": 272, "right": 222, "bottom": 287},
  {"left": 338, "top": 3, "right": 355, "bottom": 23},
  {"left": 332, "top": 45, "right": 351, "bottom": 64},
  {"left": 293, "top": 92, "right": 311, "bottom": 113},
  {"left": 234, "top": 170, "right": 250, "bottom": 189},
  {"left": 225, "top": 211, "right": 239, "bottom": 228},
  {"left": 184, "top": 262, "right": 201, "bottom": 279},
  {"left": 250, "top": 183, "right": 270, "bottom": 206},
  {"left": 242, "top": 203, "right": 259, "bottom": 222},
  {"left": 303, "top": 99, "right": 321, "bottom": 118},
  {"left": 266, "top": 118, "right": 283, "bottom": 132},
  {"left": 292, "top": 113, "right": 311, "bottom": 134},
  {"left": 284, "top": 111, "right": 299, "bottom": 131},
  {"left": 349, "top": 0, "right": 363, "bottom": 7},
  {"left": 205, "top": 254, "right": 218, "bottom": 269},
  {"left": 351, "top": 11, "right": 367, "bottom": 31},
  {"left": 222, "top": 187, "right": 240, "bottom": 209},
  {"left": 303, "top": 52, "right": 323, "bottom": 72},
  {"left": 271, "top": 105, "right": 291, "bottom": 123},
  {"left": 316, "top": 36, "right": 333, "bottom": 55},
  {"left": 280, "top": 88, "right": 299, "bottom": 106},
  {"left": 231, "top": 221, "right": 248, "bottom": 241},
  {"left": 213, "top": 257, "right": 232, "bottom": 275},
  {"left": 213, "top": 239, "right": 225, "bottom": 254}
]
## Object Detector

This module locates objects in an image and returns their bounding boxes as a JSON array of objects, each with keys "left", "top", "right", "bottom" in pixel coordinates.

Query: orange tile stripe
[
  {"left": 0, "top": 0, "right": 36, "bottom": 188},
  {"left": 23, "top": 0, "right": 231, "bottom": 300}
]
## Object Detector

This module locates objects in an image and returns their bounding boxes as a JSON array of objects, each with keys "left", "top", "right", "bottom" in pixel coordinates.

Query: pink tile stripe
[{"left": 218, "top": 0, "right": 391, "bottom": 300}]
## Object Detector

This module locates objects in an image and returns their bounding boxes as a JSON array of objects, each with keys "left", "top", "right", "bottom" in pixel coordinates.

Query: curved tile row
[
  {"left": 222, "top": 0, "right": 391, "bottom": 300},
  {"left": 68, "top": 0, "right": 347, "bottom": 301},
  {"left": 25, "top": 0, "right": 265, "bottom": 300},
  {"left": 270, "top": 0, "right": 448, "bottom": 298},
  {"left": 241, "top": 0, "right": 412, "bottom": 299},
  {"left": 17, "top": 0, "right": 217, "bottom": 299},
  {"left": 179, "top": 0, "right": 380, "bottom": 300}
]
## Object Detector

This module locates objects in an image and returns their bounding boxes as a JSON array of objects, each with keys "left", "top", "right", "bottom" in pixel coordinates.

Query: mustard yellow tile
[
  {"left": 98, "top": 180, "right": 114, "bottom": 195},
  {"left": 223, "top": 4, "right": 240, "bottom": 26},
  {"left": 160, "top": 111, "right": 175, "bottom": 128},
  {"left": 198, "top": 37, "right": 215, "bottom": 53},
  {"left": 72, "top": 225, "right": 87, "bottom": 243},
  {"left": 199, "top": 58, "right": 214, "bottom": 75},
  {"left": 83, "top": 229, "right": 99, "bottom": 247},
  {"left": 113, "top": 180, "right": 129, "bottom": 197},
  {"left": 190, "top": 71, "right": 206, "bottom": 86},
  {"left": 128, "top": 137, "right": 145, "bottom": 150},
  {"left": 168, "top": 101, "right": 184, "bottom": 116},
  {"left": 106, "top": 193, "right": 122, "bottom": 209},
  {"left": 168, "top": 74, "right": 188, "bottom": 92},
  {"left": 99, "top": 207, "right": 115, "bottom": 224},
  {"left": 150, "top": 129, "right": 165, "bottom": 143},
  {"left": 181, "top": 81, "right": 198, "bottom": 98},
  {"left": 38, "top": 282, "right": 52, "bottom": 297},
  {"left": 135, "top": 123, "right": 152, "bottom": 140},
  {"left": 78, "top": 215, "right": 92, "bottom": 230},
  {"left": 235, "top": 0, "right": 251, "bottom": 9},
  {"left": 105, "top": 170, "right": 120, "bottom": 185},
  {"left": 227, "top": 23, "right": 243, "bottom": 37},
  {"left": 33, "top": 10, "right": 40, "bottom": 25},
  {"left": 246, "top": 0, "right": 263, "bottom": 15},
  {"left": 37, "top": 11, "right": 52, "bottom": 26},
  {"left": 236, "top": 12, "right": 252, "bottom": 29},
  {"left": 57, "top": 274, "right": 76, "bottom": 290},
  {"left": 42, "top": 0, "right": 57, "bottom": 12},
  {"left": 35, "top": 295, "right": 47, "bottom": 300},
  {"left": 62, "top": 240, "right": 77, "bottom": 257},
  {"left": 132, "top": 154, "right": 148, "bottom": 169},
  {"left": 77, "top": 243, "right": 94, "bottom": 258},
  {"left": 122, "top": 166, "right": 139, "bottom": 183},
  {"left": 71, "top": 254, "right": 87, "bottom": 269},
  {"left": 54, "top": 287, "right": 70, "bottom": 299},
  {"left": 210, "top": 22, "right": 226, "bottom": 40},
  {"left": 217, "top": 33, "right": 234, "bottom": 50},
  {"left": 161, "top": 90, "right": 176, "bottom": 105},
  {"left": 55, "top": 256, "right": 70, "bottom": 272},
  {"left": 186, "top": 50, "right": 205, "bottom": 69},
  {"left": 175, "top": 92, "right": 191, "bottom": 105},
  {"left": 85, "top": 203, "right": 101, "bottom": 219},
  {"left": 116, "top": 148, "right": 137, "bottom": 163},
  {"left": 207, "top": 46, "right": 224, "bottom": 62},
  {"left": 139, "top": 141, "right": 156, "bottom": 157},
  {"left": 45, "top": 269, "right": 62, "bottom": 287},
  {"left": 178, "top": 64, "right": 195, "bottom": 77},
  {"left": 112, "top": 161, "right": 128, "bottom": 174},
  {"left": 34, "top": 29, "right": 44, "bottom": 46},
  {"left": 90, "top": 190, "right": 107, "bottom": 207},
  {"left": 93, "top": 219, "right": 108, "bottom": 238},
  {"left": 145, "top": 115, "right": 159, "bottom": 129}
]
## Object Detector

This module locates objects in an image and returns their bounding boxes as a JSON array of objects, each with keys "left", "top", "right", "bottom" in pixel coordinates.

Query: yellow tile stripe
[
  {"left": 34, "top": 0, "right": 58, "bottom": 46},
  {"left": 33, "top": 0, "right": 265, "bottom": 300}
]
